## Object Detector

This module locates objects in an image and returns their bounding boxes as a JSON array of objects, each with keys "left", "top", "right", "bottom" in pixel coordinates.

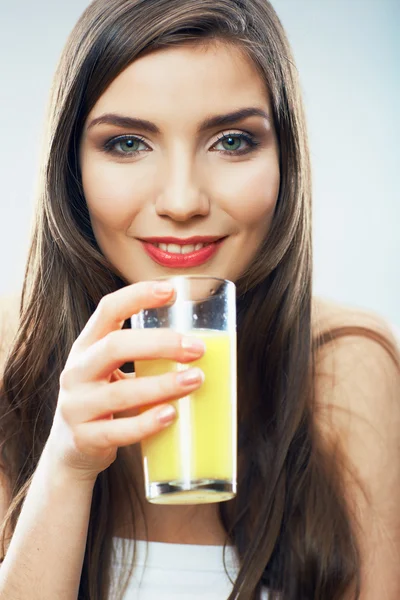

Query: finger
[
  {"left": 74, "top": 403, "right": 177, "bottom": 450},
  {"left": 64, "top": 367, "right": 204, "bottom": 424},
  {"left": 110, "top": 369, "right": 136, "bottom": 383},
  {"left": 63, "top": 328, "right": 205, "bottom": 385},
  {"left": 72, "top": 280, "right": 176, "bottom": 353}
]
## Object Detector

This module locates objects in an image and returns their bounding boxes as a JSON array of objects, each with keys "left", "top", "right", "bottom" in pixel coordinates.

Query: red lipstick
[{"left": 140, "top": 237, "right": 226, "bottom": 268}]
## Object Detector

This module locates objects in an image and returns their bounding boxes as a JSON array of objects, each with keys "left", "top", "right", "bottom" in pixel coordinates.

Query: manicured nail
[
  {"left": 157, "top": 405, "right": 176, "bottom": 424},
  {"left": 176, "top": 368, "right": 204, "bottom": 386},
  {"left": 153, "top": 281, "right": 174, "bottom": 296},
  {"left": 181, "top": 336, "right": 206, "bottom": 354}
]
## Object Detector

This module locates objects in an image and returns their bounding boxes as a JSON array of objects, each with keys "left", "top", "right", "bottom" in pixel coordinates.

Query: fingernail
[
  {"left": 176, "top": 368, "right": 204, "bottom": 386},
  {"left": 153, "top": 281, "right": 174, "bottom": 296},
  {"left": 181, "top": 336, "right": 206, "bottom": 354},
  {"left": 157, "top": 405, "right": 176, "bottom": 424}
]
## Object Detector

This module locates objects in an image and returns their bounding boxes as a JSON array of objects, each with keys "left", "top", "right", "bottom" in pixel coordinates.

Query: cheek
[
  {"left": 81, "top": 160, "right": 150, "bottom": 229},
  {"left": 215, "top": 159, "right": 280, "bottom": 225},
  {"left": 80, "top": 151, "right": 280, "bottom": 232}
]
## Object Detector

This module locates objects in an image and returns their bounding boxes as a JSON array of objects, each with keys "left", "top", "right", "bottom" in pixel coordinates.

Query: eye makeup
[{"left": 100, "top": 130, "right": 262, "bottom": 159}]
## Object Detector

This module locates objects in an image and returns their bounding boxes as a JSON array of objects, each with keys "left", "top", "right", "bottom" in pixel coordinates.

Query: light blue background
[{"left": 0, "top": 0, "right": 398, "bottom": 326}]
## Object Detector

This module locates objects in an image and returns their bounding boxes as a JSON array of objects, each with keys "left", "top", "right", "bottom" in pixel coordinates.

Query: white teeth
[
  {"left": 166, "top": 243, "right": 182, "bottom": 253},
  {"left": 154, "top": 242, "right": 207, "bottom": 254},
  {"left": 181, "top": 244, "right": 196, "bottom": 254}
]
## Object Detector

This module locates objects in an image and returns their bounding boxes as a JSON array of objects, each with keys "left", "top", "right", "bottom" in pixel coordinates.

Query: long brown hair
[{"left": 0, "top": 1, "right": 396, "bottom": 598}]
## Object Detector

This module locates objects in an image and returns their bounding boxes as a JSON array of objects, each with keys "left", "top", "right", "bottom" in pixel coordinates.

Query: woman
[{"left": 0, "top": 0, "right": 399, "bottom": 598}]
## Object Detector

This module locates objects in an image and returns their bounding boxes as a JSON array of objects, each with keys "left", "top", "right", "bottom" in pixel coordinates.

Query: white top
[{"left": 110, "top": 538, "right": 270, "bottom": 599}]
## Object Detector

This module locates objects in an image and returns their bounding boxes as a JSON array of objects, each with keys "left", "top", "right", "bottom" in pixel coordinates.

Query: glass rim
[{"left": 152, "top": 274, "right": 234, "bottom": 286}]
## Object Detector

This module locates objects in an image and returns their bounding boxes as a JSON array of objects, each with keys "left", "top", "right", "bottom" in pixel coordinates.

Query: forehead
[{"left": 88, "top": 41, "right": 271, "bottom": 126}]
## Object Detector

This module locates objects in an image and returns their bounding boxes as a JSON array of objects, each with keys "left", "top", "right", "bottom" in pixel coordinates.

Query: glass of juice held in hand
[{"left": 131, "top": 276, "right": 237, "bottom": 505}]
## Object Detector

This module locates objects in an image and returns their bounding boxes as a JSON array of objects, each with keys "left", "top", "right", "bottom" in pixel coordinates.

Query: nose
[{"left": 155, "top": 152, "right": 210, "bottom": 221}]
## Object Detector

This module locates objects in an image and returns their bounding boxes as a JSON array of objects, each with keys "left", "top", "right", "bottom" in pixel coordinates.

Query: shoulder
[
  {"left": 312, "top": 295, "right": 399, "bottom": 391},
  {"left": 311, "top": 295, "right": 399, "bottom": 435},
  {"left": 0, "top": 292, "right": 21, "bottom": 379},
  {"left": 312, "top": 295, "right": 399, "bottom": 348},
  {"left": 311, "top": 297, "right": 400, "bottom": 594},
  {"left": 0, "top": 293, "right": 20, "bottom": 535}
]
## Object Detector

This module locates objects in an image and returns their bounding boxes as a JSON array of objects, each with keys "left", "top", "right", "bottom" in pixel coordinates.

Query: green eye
[
  {"left": 117, "top": 138, "right": 140, "bottom": 153},
  {"left": 213, "top": 133, "right": 259, "bottom": 155},
  {"left": 103, "top": 135, "right": 147, "bottom": 156},
  {"left": 220, "top": 136, "right": 242, "bottom": 152}
]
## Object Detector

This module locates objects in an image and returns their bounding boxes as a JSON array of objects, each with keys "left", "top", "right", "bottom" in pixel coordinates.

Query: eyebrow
[{"left": 86, "top": 107, "right": 270, "bottom": 134}]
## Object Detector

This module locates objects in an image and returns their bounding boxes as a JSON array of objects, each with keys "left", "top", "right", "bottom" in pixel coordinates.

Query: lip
[
  {"left": 141, "top": 238, "right": 226, "bottom": 268},
  {"left": 139, "top": 236, "right": 223, "bottom": 244}
]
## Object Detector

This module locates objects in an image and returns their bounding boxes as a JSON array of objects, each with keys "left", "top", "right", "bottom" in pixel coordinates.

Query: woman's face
[{"left": 79, "top": 40, "right": 280, "bottom": 284}]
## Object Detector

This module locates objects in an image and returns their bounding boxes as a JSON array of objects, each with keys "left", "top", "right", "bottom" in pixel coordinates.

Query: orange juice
[{"left": 135, "top": 329, "right": 237, "bottom": 504}]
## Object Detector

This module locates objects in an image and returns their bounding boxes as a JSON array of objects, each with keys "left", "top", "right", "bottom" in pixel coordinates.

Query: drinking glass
[{"left": 131, "top": 275, "right": 237, "bottom": 504}]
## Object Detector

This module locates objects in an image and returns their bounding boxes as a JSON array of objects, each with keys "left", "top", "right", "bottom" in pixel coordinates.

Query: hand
[{"left": 45, "top": 280, "right": 205, "bottom": 483}]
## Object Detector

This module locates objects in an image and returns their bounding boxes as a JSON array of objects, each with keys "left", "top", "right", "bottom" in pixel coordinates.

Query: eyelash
[{"left": 102, "top": 132, "right": 260, "bottom": 158}]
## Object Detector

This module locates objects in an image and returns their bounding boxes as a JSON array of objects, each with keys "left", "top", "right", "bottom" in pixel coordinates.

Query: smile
[{"left": 140, "top": 238, "right": 226, "bottom": 268}]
